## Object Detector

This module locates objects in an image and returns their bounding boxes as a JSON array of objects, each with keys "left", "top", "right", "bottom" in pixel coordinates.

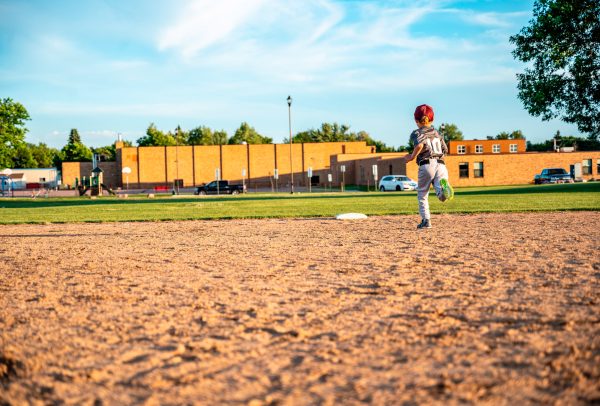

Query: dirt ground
[{"left": 1, "top": 212, "right": 599, "bottom": 405}]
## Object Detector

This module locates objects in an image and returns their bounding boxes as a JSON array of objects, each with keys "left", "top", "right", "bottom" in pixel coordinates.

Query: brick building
[{"left": 61, "top": 139, "right": 599, "bottom": 190}]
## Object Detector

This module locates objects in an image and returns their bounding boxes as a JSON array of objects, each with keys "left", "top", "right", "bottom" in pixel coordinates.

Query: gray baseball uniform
[{"left": 409, "top": 127, "right": 450, "bottom": 220}]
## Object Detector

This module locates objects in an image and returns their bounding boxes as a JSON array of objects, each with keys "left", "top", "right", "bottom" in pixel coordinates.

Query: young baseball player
[{"left": 404, "top": 104, "right": 454, "bottom": 229}]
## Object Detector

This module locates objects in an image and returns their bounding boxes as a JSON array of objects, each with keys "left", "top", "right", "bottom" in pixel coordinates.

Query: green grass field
[{"left": 0, "top": 183, "right": 598, "bottom": 224}]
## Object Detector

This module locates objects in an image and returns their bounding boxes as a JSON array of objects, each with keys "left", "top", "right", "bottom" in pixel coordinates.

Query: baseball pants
[{"left": 417, "top": 160, "right": 449, "bottom": 220}]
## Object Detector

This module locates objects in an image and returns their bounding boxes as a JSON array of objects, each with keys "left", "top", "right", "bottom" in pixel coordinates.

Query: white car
[{"left": 379, "top": 175, "right": 417, "bottom": 191}]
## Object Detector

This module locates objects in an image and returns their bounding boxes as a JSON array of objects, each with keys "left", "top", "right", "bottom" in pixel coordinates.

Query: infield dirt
[{"left": 1, "top": 212, "right": 599, "bottom": 404}]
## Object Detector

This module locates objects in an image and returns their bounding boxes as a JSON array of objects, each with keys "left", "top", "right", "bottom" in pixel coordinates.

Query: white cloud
[
  {"left": 154, "top": 0, "right": 523, "bottom": 90},
  {"left": 158, "top": 0, "right": 271, "bottom": 57}
]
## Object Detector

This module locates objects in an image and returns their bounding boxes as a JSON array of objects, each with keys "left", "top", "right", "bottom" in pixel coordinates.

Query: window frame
[
  {"left": 492, "top": 144, "right": 500, "bottom": 153},
  {"left": 459, "top": 162, "right": 469, "bottom": 178},
  {"left": 475, "top": 145, "right": 483, "bottom": 154},
  {"left": 457, "top": 145, "right": 466, "bottom": 154},
  {"left": 509, "top": 144, "right": 518, "bottom": 153},
  {"left": 582, "top": 159, "right": 592, "bottom": 175},
  {"left": 474, "top": 162, "right": 484, "bottom": 178}
]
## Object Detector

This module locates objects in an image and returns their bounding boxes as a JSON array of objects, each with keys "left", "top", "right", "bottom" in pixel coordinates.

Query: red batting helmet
[{"left": 414, "top": 104, "right": 434, "bottom": 122}]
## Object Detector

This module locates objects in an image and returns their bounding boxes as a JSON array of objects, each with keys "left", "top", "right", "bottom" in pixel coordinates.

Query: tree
[
  {"left": 136, "top": 123, "right": 177, "bottom": 146},
  {"left": 438, "top": 123, "right": 463, "bottom": 144},
  {"left": 173, "top": 125, "right": 188, "bottom": 146},
  {"left": 510, "top": 130, "right": 525, "bottom": 139},
  {"left": 229, "top": 122, "right": 272, "bottom": 144},
  {"left": 0, "top": 98, "right": 30, "bottom": 168},
  {"left": 13, "top": 143, "right": 37, "bottom": 168},
  {"left": 510, "top": 0, "right": 600, "bottom": 139},
  {"left": 61, "top": 128, "right": 92, "bottom": 162},
  {"left": 29, "top": 143, "right": 61, "bottom": 168},
  {"left": 62, "top": 141, "right": 93, "bottom": 162},
  {"left": 290, "top": 122, "right": 398, "bottom": 151},
  {"left": 212, "top": 130, "right": 228, "bottom": 145},
  {"left": 495, "top": 130, "right": 525, "bottom": 139},
  {"left": 68, "top": 128, "right": 82, "bottom": 144},
  {"left": 188, "top": 126, "right": 212, "bottom": 145}
]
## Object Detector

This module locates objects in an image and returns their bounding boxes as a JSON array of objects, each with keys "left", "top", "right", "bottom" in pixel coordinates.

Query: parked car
[
  {"left": 536, "top": 168, "right": 573, "bottom": 184},
  {"left": 195, "top": 180, "right": 246, "bottom": 195},
  {"left": 378, "top": 175, "right": 417, "bottom": 191}
]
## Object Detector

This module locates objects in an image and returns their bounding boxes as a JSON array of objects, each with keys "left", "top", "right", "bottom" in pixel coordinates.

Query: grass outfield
[{"left": 0, "top": 182, "right": 598, "bottom": 224}]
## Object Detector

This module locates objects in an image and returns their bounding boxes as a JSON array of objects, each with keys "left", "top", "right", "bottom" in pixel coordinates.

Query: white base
[{"left": 335, "top": 213, "right": 368, "bottom": 220}]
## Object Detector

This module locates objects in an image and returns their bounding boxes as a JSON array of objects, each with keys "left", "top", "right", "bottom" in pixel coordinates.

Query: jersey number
[{"left": 426, "top": 138, "right": 443, "bottom": 155}]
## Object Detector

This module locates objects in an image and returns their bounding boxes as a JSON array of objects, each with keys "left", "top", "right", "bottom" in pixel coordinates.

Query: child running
[{"left": 403, "top": 104, "right": 454, "bottom": 229}]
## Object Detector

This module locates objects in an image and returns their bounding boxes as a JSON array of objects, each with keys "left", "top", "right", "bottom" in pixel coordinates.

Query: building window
[
  {"left": 475, "top": 145, "right": 483, "bottom": 154},
  {"left": 492, "top": 144, "right": 500, "bottom": 153},
  {"left": 459, "top": 162, "right": 469, "bottom": 178},
  {"left": 39, "top": 177, "right": 46, "bottom": 182},
  {"left": 510, "top": 144, "right": 518, "bottom": 153},
  {"left": 457, "top": 145, "right": 466, "bottom": 154},
  {"left": 582, "top": 159, "right": 592, "bottom": 175},
  {"left": 474, "top": 162, "right": 484, "bottom": 178}
]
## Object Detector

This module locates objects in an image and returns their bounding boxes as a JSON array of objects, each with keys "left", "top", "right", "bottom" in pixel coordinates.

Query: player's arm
[{"left": 404, "top": 143, "right": 424, "bottom": 162}]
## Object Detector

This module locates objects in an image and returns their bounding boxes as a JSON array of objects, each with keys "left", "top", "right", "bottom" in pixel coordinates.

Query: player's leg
[
  {"left": 433, "top": 163, "right": 453, "bottom": 201},
  {"left": 417, "top": 165, "right": 434, "bottom": 228}
]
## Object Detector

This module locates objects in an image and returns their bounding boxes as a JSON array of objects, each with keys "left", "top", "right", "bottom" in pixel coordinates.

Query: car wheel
[
  {"left": 199, "top": 190, "right": 206, "bottom": 195},
  {"left": 379, "top": 186, "right": 385, "bottom": 192},
  {"left": 396, "top": 185, "right": 401, "bottom": 191},
  {"left": 232, "top": 190, "right": 239, "bottom": 195}
]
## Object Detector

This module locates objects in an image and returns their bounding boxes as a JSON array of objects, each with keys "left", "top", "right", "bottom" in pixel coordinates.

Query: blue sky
[{"left": 0, "top": 0, "right": 580, "bottom": 149}]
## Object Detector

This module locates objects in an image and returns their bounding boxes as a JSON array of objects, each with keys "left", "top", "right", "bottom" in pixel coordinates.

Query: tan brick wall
[
  {"left": 222, "top": 145, "right": 248, "bottom": 183},
  {"left": 139, "top": 147, "right": 167, "bottom": 186},
  {"left": 64, "top": 141, "right": 378, "bottom": 189},
  {"left": 249, "top": 144, "right": 276, "bottom": 186},
  {"left": 164, "top": 146, "right": 194, "bottom": 187},
  {"left": 275, "top": 143, "right": 304, "bottom": 186},
  {"left": 379, "top": 152, "right": 600, "bottom": 187},
  {"left": 61, "top": 162, "right": 118, "bottom": 188},
  {"left": 119, "top": 147, "right": 139, "bottom": 187},
  {"left": 61, "top": 162, "right": 84, "bottom": 188},
  {"left": 194, "top": 146, "right": 221, "bottom": 185}
]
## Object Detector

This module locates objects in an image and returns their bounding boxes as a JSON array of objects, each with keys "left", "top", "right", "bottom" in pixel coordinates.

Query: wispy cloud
[{"left": 156, "top": 0, "right": 524, "bottom": 89}]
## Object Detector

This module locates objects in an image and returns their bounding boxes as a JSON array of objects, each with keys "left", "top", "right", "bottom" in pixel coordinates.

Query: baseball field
[{"left": 1, "top": 183, "right": 599, "bottom": 404}]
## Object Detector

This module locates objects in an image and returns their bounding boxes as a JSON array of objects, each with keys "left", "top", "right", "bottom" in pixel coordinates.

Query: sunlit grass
[{"left": 0, "top": 183, "right": 598, "bottom": 224}]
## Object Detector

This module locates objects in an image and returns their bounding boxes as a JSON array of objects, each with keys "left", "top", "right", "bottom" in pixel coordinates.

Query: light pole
[
  {"left": 287, "top": 95, "right": 294, "bottom": 194},
  {"left": 440, "top": 123, "right": 446, "bottom": 143},
  {"left": 175, "top": 126, "right": 180, "bottom": 195}
]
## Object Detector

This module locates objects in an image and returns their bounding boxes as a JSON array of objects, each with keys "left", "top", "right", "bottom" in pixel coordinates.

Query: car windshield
[
  {"left": 395, "top": 176, "right": 407, "bottom": 181},
  {"left": 547, "top": 169, "right": 567, "bottom": 175}
]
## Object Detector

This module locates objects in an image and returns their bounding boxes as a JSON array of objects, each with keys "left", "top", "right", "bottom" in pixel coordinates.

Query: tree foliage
[
  {"left": 137, "top": 123, "right": 177, "bottom": 146},
  {"left": 510, "top": 0, "right": 600, "bottom": 139},
  {"left": 495, "top": 130, "right": 525, "bottom": 140},
  {"left": 187, "top": 126, "right": 229, "bottom": 145},
  {"left": 13, "top": 143, "right": 37, "bottom": 168},
  {"left": 68, "top": 128, "right": 82, "bottom": 144},
  {"left": 229, "top": 122, "right": 272, "bottom": 144},
  {"left": 29, "top": 143, "right": 61, "bottom": 167},
  {"left": 0, "top": 98, "right": 30, "bottom": 168},
  {"left": 438, "top": 123, "right": 463, "bottom": 144},
  {"left": 61, "top": 128, "right": 92, "bottom": 162},
  {"left": 291, "top": 122, "right": 397, "bottom": 152}
]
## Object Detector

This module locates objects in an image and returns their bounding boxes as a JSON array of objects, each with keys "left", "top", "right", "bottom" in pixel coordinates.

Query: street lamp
[
  {"left": 440, "top": 123, "right": 446, "bottom": 143},
  {"left": 175, "top": 126, "right": 180, "bottom": 195},
  {"left": 287, "top": 95, "right": 294, "bottom": 194}
]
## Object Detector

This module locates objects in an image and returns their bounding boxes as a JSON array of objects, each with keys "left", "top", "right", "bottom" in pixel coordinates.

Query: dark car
[
  {"left": 195, "top": 180, "right": 246, "bottom": 195},
  {"left": 536, "top": 168, "right": 573, "bottom": 184}
]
